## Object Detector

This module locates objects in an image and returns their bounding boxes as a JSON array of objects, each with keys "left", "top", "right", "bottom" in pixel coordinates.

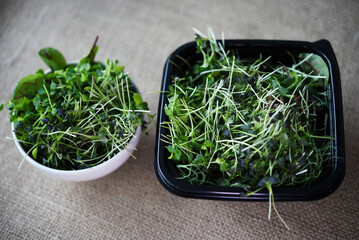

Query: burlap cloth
[{"left": 1, "top": 0, "right": 358, "bottom": 239}]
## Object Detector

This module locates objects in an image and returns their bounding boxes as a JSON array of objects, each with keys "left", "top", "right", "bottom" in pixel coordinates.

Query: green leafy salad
[{"left": 2, "top": 37, "right": 152, "bottom": 170}]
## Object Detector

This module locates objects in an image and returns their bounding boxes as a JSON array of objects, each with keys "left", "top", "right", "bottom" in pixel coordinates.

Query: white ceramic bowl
[
  {"left": 11, "top": 61, "right": 142, "bottom": 182},
  {"left": 12, "top": 123, "right": 141, "bottom": 182}
]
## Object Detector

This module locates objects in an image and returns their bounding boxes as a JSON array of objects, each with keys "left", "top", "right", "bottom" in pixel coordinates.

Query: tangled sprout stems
[
  {"left": 10, "top": 60, "right": 150, "bottom": 170},
  {"left": 162, "top": 29, "right": 332, "bottom": 229}
]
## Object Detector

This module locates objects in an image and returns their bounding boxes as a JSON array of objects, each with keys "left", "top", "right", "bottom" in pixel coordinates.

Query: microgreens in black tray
[
  {"left": 160, "top": 29, "right": 335, "bottom": 229},
  {"left": 2, "top": 37, "right": 153, "bottom": 170}
]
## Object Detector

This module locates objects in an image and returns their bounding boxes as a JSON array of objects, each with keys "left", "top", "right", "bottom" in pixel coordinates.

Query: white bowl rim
[{"left": 12, "top": 122, "right": 142, "bottom": 177}]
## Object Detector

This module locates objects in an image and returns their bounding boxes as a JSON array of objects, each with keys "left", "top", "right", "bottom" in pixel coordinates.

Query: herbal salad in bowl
[{"left": 1, "top": 37, "right": 153, "bottom": 180}]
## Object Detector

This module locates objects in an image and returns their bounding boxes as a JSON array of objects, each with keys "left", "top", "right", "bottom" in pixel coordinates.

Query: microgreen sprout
[
  {"left": 162, "top": 29, "right": 333, "bottom": 229},
  {"left": 2, "top": 37, "right": 153, "bottom": 170}
]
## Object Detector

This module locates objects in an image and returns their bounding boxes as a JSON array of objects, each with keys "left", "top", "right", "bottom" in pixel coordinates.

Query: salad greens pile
[
  {"left": 161, "top": 29, "right": 332, "bottom": 228},
  {"left": 2, "top": 37, "right": 152, "bottom": 170}
]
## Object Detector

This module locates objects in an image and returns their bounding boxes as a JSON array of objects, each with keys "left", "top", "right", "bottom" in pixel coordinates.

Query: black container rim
[{"left": 155, "top": 39, "right": 345, "bottom": 201}]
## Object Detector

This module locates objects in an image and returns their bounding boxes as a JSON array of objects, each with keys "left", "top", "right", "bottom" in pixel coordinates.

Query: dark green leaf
[
  {"left": 139, "top": 102, "right": 149, "bottom": 110},
  {"left": 12, "top": 74, "right": 44, "bottom": 106},
  {"left": 39, "top": 47, "right": 67, "bottom": 71}
]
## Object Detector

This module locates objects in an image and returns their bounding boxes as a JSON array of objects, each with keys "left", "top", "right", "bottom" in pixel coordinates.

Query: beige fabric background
[{"left": 1, "top": 0, "right": 358, "bottom": 239}]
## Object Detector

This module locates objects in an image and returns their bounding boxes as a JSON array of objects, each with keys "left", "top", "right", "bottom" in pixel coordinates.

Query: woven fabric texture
[{"left": 1, "top": 0, "right": 358, "bottom": 239}]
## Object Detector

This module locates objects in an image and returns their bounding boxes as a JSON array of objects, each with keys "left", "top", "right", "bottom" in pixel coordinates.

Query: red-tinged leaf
[{"left": 12, "top": 73, "right": 44, "bottom": 106}]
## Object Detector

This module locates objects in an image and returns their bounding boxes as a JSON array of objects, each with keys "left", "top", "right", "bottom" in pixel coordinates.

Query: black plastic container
[{"left": 155, "top": 39, "right": 345, "bottom": 201}]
